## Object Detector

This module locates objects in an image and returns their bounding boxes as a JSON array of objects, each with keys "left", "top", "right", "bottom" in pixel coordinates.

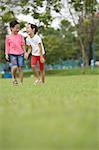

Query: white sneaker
[
  {"left": 34, "top": 79, "right": 40, "bottom": 85},
  {"left": 39, "top": 79, "right": 42, "bottom": 84}
]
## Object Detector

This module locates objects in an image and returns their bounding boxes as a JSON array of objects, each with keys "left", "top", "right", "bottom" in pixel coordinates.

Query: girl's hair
[
  {"left": 29, "top": 23, "right": 38, "bottom": 34},
  {"left": 10, "top": 20, "right": 19, "bottom": 28}
]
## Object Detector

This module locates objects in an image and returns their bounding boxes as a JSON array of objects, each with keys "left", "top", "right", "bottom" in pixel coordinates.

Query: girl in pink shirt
[{"left": 5, "top": 20, "right": 26, "bottom": 85}]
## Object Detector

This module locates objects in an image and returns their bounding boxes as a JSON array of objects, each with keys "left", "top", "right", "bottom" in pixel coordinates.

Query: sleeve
[
  {"left": 5, "top": 36, "right": 10, "bottom": 54},
  {"left": 21, "top": 35, "right": 25, "bottom": 46},
  {"left": 26, "top": 38, "right": 31, "bottom": 46}
]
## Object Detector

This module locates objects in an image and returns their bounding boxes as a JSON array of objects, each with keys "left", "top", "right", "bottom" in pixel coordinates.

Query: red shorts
[{"left": 31, "top": 55, "right": 45, "bottom": 71}]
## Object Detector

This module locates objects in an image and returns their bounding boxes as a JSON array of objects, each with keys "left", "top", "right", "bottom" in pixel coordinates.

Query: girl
[
  {"left": 5, "top": 20, "right": 26, "bottom": 85},
  {"left": 26, "top": 23, "right": 45, "bottom": 84}
]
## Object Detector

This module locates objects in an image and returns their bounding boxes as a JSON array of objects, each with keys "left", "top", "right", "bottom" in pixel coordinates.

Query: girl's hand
[
  {"left": 25, "top": 52, "right": 29, "bottom": 60},
  {"left": 5, "top": 54, "right": 9, "bottom": 61},
  {"left": 40, "top": 56, "right": 45, "bottom": 63}
]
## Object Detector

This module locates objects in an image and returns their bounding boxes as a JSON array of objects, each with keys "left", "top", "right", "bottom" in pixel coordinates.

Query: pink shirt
[{"left": 5, "top": 34, "right": 25, "bottom": 55}]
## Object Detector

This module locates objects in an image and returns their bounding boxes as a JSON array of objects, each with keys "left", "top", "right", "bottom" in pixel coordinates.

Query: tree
[
  {"left": 42, "top": 20, "right": 80, "bottom": 64},
  {"left": 0, "top": 0, "right": 62, "bottom": 27},
  {"left": 94, "top": 12, "right": 99, "bottom": 60},
  {"left": 65, "top": 0, "right": 98, "bottom": 67},
  {"left": 0, "top": 19, "right": 8, "bottom": 63}
]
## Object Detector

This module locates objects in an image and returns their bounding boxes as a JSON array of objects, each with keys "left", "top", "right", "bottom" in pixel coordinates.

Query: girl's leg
[
  {"left": 40, "top": 69, "right": 45, "bottom": 83},
  {"left": 40, "top": 60, "right": 45, "bottom": 83},
  {"left": 11, "top": 66, "right": 18, "bottom": 83},
  {"left": 9, "top": 55, "right": 18, "bottom": 83},
  {"left": 18, "top": 67, "right": 23, "bottom": 83},
  {"left": 31, "top": 56, "right": 40, "bottom": 83},
  {"left": 32, "top": 65, "right": 40, "bottom": 81},
  {"left": 18, "top": 54, "right": 24, "bottom": 83}
]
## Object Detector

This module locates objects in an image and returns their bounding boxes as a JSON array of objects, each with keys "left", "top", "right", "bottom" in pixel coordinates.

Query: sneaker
[
  {"left": 13, "top": 79, "right": 18, "bottom": 85},
  {"left": 38, "top": 79, "right": 42, "bottom": 84},
  {"left": 34, "top": 79, "right": 40, "bottom": 85}
]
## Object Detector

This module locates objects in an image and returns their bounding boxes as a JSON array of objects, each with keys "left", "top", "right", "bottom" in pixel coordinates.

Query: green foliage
[
  {"left": 19, "top": 0, "right": 29, "bottom": 7},
  {"left": 2, "top": 11, "right": 15, "bottom": 23},
  {"left": 69, "top": 0, "right": 97, "bottom": 13},
  {"left": 0, "top": 6, "right": 6, "bottom": 11},
  {"left": 37, "top": 10, "right": 53, "bottom": 27},
  {"left": 94, "top": 15, "right": 99, "bottom": 59},
  {"left": 68, "top": 0, "right": 98, "bottom": 65},
  {"left": 33, "top": 0, "right": 44, "bottom": 7},
  {"left": 44, "top": 34, "right": 62, "bottom": 64},
  {"left": 0, "top": 19, "right": 7, "bottom": 63},
  {"left": 20, "top": 21, "right": 27, "bottom": 29},
  {"left": 0, "top": 0, "right": 62, "bottom": 27},
  {"left": 41, "top": 20, "right": 80, "bottom": 64}
]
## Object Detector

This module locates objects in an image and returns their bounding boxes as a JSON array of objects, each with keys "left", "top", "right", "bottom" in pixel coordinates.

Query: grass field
[{"left": 0, "top": 74, "right": 98, "bottom": 150}]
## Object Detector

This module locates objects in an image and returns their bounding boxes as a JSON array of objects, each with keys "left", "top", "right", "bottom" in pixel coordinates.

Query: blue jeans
[{"left": 9, "top": 54, "right": 24, "bottom": 67}]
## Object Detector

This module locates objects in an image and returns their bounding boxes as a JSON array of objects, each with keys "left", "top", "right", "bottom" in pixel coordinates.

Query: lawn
[{"left": 0, "top": 75, "right": 98, "bottom": 150}]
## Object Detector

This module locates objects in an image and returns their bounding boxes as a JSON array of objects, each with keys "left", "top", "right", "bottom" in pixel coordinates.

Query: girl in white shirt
[{"left": 26, "top": 23, "right": 45, "bottom": 84}]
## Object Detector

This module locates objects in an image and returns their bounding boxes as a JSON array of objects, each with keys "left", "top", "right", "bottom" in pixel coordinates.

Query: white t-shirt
[{"left": 26, "top": 34, "right": 45, "bottom": 56}]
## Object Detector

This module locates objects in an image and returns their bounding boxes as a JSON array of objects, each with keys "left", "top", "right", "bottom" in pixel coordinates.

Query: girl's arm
[
  {"left": 27, "top": 45, "right": 32, "bottom": 55},
  {"left": 5, "top": 36, "right": 10, "bottom": 61},
  {"left": 38, "top": 43, "right": 45, "bottom": 63},
  {"left": 22, "top": 45, "right": 26, "bottom": 54},
  {"left": 25, "top": 45, "right": 32, "bottom": 60}
]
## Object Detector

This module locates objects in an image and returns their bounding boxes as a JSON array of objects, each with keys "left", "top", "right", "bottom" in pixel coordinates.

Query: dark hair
[
  {"left": 29, "top": 23, "right": 38, "bottom": 34},
  {"left": 10, "top": 20, "right": 19, "bottom": 28}
]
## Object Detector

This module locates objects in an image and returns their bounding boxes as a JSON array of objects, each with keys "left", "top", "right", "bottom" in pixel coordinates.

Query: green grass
[
  {"left": 46, "top": 67, "right": 99, "bottom": 76},
  {"left": 0, "top": 75, "right": 99, "bottom": 150}
]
